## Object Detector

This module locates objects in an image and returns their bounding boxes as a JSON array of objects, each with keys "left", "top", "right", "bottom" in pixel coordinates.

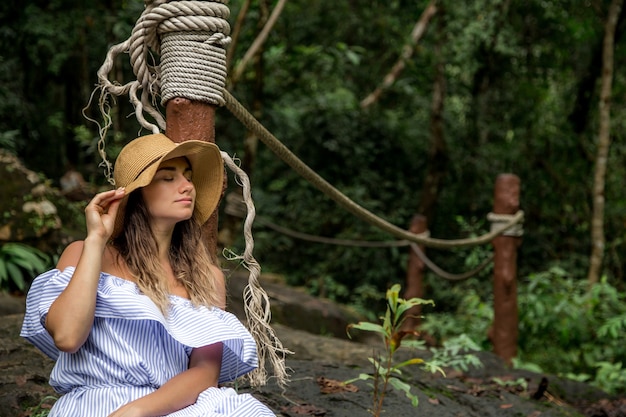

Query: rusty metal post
[
  {"left": 489, "top": 174, "right": 521, "bottom": 366},
  {"left": 165, "top": 99, "right": 220, "bottom": 259},
  {"left": 402, "top": 214, "right": 427, "bottom": 332}
]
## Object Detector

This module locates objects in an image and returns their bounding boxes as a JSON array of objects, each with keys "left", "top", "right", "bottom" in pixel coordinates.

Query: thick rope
[
  {"left": 259, "top": 215, "right": 495, "bottom": 280},
  {"left": 487, "top": 212, "right": 524, "bottom": 237},
  {"left": 225, "top": 193, "right": 500, "bottom": 280},
  {"left": 410, "top": 243, "right": 494, "bottom": 281},
  {"left": 221, "top": 153, "right": 291, "bottom": 387},
  {"left": 161, "top": 32, "right": 230, "bottom": 105},
  {"left": 223, "top": 89, "right": 525, "bottom": 249}
]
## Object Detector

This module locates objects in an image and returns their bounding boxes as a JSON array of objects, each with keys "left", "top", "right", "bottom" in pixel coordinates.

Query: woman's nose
[{"left": 179, "top": 177, "right": 194, "bottom": 193}]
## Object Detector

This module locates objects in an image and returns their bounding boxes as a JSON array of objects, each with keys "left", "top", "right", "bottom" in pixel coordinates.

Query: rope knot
[{"left": 487, "top": 211, "right": 524, "bottom": 237}]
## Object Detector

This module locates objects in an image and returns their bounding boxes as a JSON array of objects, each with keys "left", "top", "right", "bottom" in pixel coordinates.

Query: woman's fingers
[
  {"left": 85, "top": 188, "right": 126, "bottom": 239},
  {"left": 87, "top": 188, "right": 125, "bottom": 213}
]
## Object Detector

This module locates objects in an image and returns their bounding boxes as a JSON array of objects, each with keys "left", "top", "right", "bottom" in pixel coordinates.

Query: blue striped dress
[{"left": 20, "top": 267, "right": 276, "bottom": 417}]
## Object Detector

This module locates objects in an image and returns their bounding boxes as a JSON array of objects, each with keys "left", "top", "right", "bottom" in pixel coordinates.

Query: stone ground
[{"left": 1, "top": 277, "right": 625, "bottom": 417}]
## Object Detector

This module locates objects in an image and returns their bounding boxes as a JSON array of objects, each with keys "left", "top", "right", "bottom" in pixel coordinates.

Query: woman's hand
[
  {"left": 103, "top": 344, "right": 222, "bottom": 417},
  {"left": 85, "top": 187, "right": 125, "bottom": 242},
  {"left": 107, "top": 402, "right": 143, "bottom": 417}
]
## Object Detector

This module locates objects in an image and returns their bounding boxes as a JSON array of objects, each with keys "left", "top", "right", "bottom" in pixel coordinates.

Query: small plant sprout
[
  {"left": 345, "top": 284, "right": 439, "bottom": 416},
  {"left": 25, "top": 395, "right": 57, "bottom": 417}
]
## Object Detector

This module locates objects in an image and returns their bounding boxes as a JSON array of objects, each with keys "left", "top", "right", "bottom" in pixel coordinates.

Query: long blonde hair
[{"left": 111, "top": 190, "right": 221, "bottom": 313}]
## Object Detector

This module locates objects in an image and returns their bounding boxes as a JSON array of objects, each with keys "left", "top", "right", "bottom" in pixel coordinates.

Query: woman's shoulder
[
  {"left": 55, "top": 240, "right": 85, "bottom": 270},
  {"left": 54, "top": 241, "right": 133, "bottom": 282}
]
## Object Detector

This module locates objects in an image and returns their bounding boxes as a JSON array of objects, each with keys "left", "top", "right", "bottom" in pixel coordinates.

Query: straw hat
[{"left": 111, "top": 133, "right": 223, "bottom": 238}]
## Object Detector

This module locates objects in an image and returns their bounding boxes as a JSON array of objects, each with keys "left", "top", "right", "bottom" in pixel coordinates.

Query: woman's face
[{"left": 141, "top": 157, "right": 196, "bottom": 232}]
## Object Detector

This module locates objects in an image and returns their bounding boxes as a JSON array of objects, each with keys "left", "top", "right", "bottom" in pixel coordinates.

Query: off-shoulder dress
[{"left": 21, "top": 267, "right": 275, "bottom": 417}]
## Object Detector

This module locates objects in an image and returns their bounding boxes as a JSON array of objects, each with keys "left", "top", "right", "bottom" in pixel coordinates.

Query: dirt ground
[{"left": 3, "top": 311, "right": 625, "bottom": 417}]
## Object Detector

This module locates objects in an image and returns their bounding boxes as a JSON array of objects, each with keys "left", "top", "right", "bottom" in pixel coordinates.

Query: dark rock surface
[{"left": 1, "top": 274, "right": 625, "bottom": 417}]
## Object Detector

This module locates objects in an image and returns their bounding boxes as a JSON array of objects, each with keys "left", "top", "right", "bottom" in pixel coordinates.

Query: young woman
[{"left": 21, "top": 133, "right": 275, "bottom": 416}]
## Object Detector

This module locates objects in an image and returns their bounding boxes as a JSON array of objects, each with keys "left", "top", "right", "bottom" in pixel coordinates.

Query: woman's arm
[
  {"left": 45, "top": 188, "right": 125, "bottom": 353},
  {"left": 108, "top": 343, "right": 223, "bottom": 417}
]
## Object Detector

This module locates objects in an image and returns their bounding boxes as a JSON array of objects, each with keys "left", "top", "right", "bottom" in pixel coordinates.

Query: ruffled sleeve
[
  {"left": 20, "top": 268, "right": 68, "bottom": 360},
  {"left": 20, "top": 267, "right": 258, "bottom": 383}
]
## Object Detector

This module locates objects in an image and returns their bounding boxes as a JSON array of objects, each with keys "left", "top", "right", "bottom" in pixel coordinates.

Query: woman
[{"left": 21, "top": 133, "right": 275, "bottom": 416}]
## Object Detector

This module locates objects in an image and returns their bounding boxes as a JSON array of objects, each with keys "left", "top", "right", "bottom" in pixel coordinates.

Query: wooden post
[
  {"left": 165, "top": 99, "right": 221, "bottom": 259},
  {"left": 402, "top": 214, "right": 427, "bottom": 332},
  {"left": 489, "top": 174, "right": 521, "bottom": 365},
  {"left": 165, "top": 99, "right": 216, "bottom": 144}
]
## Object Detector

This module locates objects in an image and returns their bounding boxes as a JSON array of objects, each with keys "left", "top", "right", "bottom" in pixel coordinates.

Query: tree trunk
[
  {"left": 418, "top": 12, "right": 448, "bottom": 221},
  {"left": 587, "top": 0, "right": 623, "bottom": 284},
  {"left": 568, "top": 7, "right": 625, "bottom": 137}
]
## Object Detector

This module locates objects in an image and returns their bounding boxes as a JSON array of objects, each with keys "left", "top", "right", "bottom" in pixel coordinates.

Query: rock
[
  {"left": 59, "top": 168, "right": 94, "bottom": 202},
  {"left": 0, "top": 151, "right": 62, "bottom": 242},
  {"left": 0, "top": 296, "right": 626, "bottom": 417},
  {"left": 0, "top": 293, "right": 25, "bottom": 316},
  {"left": 0, "top": 313, "right": 56, "bottom": 417},
  {"left": 2, "top": 278, "right": 623, "bottom": 417},
  {"left": 0, "top": 151, "right": 89, "bottom": 278},
  {"left": 225, "top": 269, "right": 372, "bottom": 342}
]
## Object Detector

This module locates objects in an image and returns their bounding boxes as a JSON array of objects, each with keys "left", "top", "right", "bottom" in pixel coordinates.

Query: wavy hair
[{"left": 111, "top": 190, "right": 221, "bottom": 314}]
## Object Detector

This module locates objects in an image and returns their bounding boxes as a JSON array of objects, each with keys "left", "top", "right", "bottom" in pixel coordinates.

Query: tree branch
[
  {"left": 360, "top": 1, "right": 438, "bottom": 109},
  {"left": 230, "top": 0, "right": 288, "bottom": 86},
  {"left": 226, "top": 0, "right": 252, "bottom": 71}
]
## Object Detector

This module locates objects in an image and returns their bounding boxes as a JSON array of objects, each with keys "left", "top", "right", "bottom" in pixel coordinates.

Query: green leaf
[
  {"left": 344, "top": 373, "right": 373, "bottom": 385},
  {"left": 388, "top": 377, "right": 419, "bottom": 407},
  {"left": 399, "top": 339, "right": 426, "bottom": 350},
  {"left": 387, "top": 284, "right": 401, "bottom": 305},
  {"left": 3, "top": 243, "right": 36, "bottom": 258},
  {"left": 405, "top": 297, "right": 435, "bottom": 307},
  {"left": 392, "top": 357, "right": 425, "bottom": 371},
  {"left": 9, "top": 256, "right": 38, "bottom": 273},
  {"left": 348, "top": 322, "right": 386, "bottom": 335},
  {"left": 6, "top": 263, "right": 25, "bottom": 291},
  {"left": 0, "top": 258, "right": 8, "bottom": 281}
]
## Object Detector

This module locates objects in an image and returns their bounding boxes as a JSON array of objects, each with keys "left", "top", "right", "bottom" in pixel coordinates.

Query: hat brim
[{"left": 112, "top": 140, "right": 223, "bottom": 239}]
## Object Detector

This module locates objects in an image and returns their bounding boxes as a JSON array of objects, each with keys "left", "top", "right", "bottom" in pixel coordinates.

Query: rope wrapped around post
[
  {"left": 487, "top": 212, "right": 524, "bottom": 237},
  {"left": 94, "top": 0, "right": 289, "bottom": 388}
]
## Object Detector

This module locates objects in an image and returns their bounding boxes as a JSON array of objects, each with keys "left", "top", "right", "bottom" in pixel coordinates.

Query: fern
[{"left": 0, "top": 243, "right": 50, "bottom": 292}]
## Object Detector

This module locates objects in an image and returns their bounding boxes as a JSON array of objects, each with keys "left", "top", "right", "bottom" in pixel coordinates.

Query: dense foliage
[
  {"left": 0, "top": 0, "right": 625, "bottom": 392},
  {"left": 420, "top": 266, "right": 626, "bottom": 395}
]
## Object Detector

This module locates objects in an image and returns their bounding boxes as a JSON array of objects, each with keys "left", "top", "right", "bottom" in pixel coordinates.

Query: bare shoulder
[{"left": 55, "top": 240, "right": 85, "bottom": 270}]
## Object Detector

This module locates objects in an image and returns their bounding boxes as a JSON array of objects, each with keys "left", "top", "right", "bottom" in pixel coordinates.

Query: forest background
[{"left": 1, "top": 0, "right": 625, "bottom": 396}]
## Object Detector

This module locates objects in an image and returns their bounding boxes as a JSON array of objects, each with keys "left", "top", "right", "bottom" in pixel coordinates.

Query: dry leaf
[{"left": 316, "top": 376, "right": 358, "bottom": 394}]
